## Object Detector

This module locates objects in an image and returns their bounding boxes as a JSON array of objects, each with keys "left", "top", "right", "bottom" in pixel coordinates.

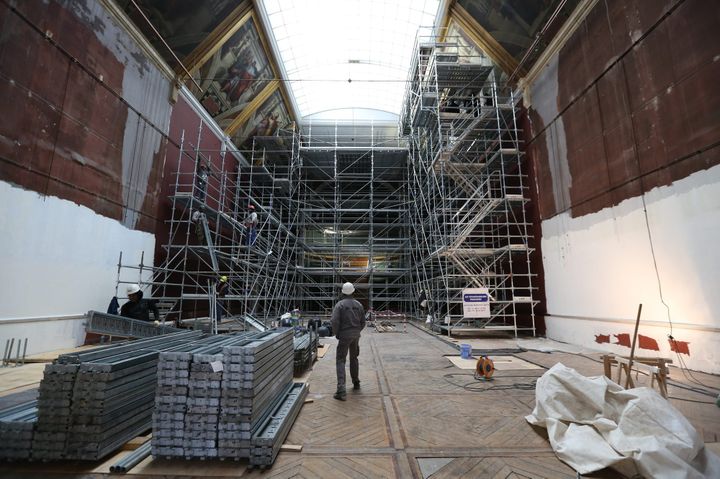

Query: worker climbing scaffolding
[{"left": 245, "top": 204, "right": 258, "bottom": 247}]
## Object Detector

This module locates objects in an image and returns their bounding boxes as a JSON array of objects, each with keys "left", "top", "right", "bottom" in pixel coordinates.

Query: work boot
[
  {"left": 353, "top": 381, "right": 361, "bottom": 391},
  {"left": 333, "top": 391, "right": 347, "bottom": 401}
]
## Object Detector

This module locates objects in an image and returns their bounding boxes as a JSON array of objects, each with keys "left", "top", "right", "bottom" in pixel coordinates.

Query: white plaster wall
[
  {"left": 0, "top": 181, "right": 155, "bottom": 355},
  {"left": 541, "top": 164, "right": 720, "bottom": 373}
]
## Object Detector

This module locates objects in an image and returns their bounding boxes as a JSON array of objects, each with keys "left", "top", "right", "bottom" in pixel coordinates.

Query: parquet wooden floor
[{"left": 3, "top": 323, "right": 718, "bottom": 478}]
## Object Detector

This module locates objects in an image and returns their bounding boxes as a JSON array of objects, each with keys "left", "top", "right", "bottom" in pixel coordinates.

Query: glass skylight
[{"left": 260, "top": 0, "right": 441, "bottom": 119}]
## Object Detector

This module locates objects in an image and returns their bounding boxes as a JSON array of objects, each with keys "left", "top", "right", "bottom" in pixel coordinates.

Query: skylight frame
[{"left": 260, "top": 0, "right": 442, "bottom": 120}]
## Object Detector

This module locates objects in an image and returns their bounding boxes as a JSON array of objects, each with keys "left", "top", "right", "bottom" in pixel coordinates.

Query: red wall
[
  {"left": 525, "top": 0, "right": 720, "bottom": 220},
  {"left": 0, "top": 0, "right": 231, "bottom": 247}
]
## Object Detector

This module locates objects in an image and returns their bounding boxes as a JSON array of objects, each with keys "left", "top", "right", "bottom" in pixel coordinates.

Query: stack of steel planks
[
  {"left": 32, "top": 363, "right": 79, "bottom": 459},
  {"left": 250, "top": 382, "right": 308, "bottom": 467},
  {"left": 31, "top": 331, "right": 203, "bottom": 460},
  {"left": 184, "top": 334, "right": 263, "bottom": 458},
  {"left": 218, "top": 328, "right": 295, "bottom": 460},
  {"left": 85, "top": 310, "right": 180, "bottom": 338},
  {"left": 293, "top": 329, "right": 318, "bottom": 374},
  {"left": 0, "top": 401, "right": 38, "bottom": 460},
  {"left": 152, "top": 333, "right": 264, "bottom": 458}
]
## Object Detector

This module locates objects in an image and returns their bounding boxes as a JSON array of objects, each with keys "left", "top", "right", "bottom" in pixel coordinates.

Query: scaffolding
[
  {"left": 117, "top": 120, "right": 300, "bottom": 332},
  {"left": 296, "top": 120, "right": 412, "bottom": 318},
  {"left": 111, "top": 29, "right": 536, "bottom": 336},
  {"left": 402, "top": 29, "right": 538, "bottom": 336}
]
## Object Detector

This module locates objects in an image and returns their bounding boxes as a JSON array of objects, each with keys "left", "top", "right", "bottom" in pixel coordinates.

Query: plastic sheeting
[{"left": 526, "top": 363, "right": 720, "bottom": 478}]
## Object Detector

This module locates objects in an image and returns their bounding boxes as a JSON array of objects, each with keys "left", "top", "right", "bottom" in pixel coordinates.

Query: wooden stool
[{"left": 602, "top": 354, "right": 671, "bottom": 398}]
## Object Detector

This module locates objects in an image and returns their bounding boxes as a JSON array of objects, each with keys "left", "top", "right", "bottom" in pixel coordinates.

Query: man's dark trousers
[{"left": 336, "top": 337, "right": 360, "bottom": 393}]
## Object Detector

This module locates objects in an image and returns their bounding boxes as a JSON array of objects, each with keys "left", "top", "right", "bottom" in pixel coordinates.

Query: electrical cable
[
  {"left": 443, "top": 372, "right": 539, "bottom": 392},
  {"left": 640, "top": 193, "right": 719, "bottom": 393}
]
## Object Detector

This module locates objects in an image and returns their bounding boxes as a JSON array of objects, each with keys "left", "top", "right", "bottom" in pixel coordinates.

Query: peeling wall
[
  {"left": 524, "top": 0, "right": 720, "bottom": 372},
  {"left": 0, "top": 0, "right": 231, "bottom": 352},
  {"left": 0, "top": 0, "right": 172, "bottom": 231}
]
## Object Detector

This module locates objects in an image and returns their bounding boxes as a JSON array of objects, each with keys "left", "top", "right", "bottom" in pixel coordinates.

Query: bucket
[{"left": 460, "top": 344, "right": 472, "bottom": 359}]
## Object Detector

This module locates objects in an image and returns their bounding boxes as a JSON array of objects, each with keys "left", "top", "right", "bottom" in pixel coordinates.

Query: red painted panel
[
  {"left": 595, "top": 334, "right": 611, "bottom": 344},
  {"left": 568, "top": 134, "right": 610, "bottom": 211},
  {"left": 638, "top": 334, "right": 659, "bottom": 351},
  {"left": 525, "top": 0, "right": 720, "bottom": 220},
  {"left": 623, "top": 23, "right": 675, "bottom": 112},
  {"left": 526, "top": 130, "right": 557, "bottom": 220},
  {"left": 614, "top": 333, "right": 631, "bottom": 348},
  {"left": 13, "top": 0, "right": 125, "bottom": 92},
  {"left": 596, "top": 62, "right": 631, "bottom": 132},
  {"left": 668, "top": 0, "right": 720, "bottom": 81},
  {"left": 669, "top": 339, "right": 690, "bottom": 355}
]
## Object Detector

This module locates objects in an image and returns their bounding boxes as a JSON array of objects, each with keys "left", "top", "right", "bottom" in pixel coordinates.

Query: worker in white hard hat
[
  {"left": 331, "top": 282, "right": 366, "bottom": 401},
  {"left": 244, "top": 204, "right": 258, "bottom": 246},
  {"left": 120, "top": 284, "right": 159, "bottom": 322}
]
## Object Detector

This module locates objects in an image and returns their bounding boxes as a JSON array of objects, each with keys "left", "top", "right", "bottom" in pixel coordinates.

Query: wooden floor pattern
[{"left": 3, "top": 324, "right": 719, "bottom": 478}]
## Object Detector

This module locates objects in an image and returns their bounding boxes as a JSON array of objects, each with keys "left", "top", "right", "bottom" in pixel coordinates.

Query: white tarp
[{"left": 526, "top": 363, "right": 720, "bottom": 478}]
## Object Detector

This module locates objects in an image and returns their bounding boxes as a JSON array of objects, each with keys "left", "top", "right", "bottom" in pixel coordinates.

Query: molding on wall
[
  {"left": 546, "top": 314, "right": 720, "bottom": 334},
  {"left": 449, "top": 4, "right": 519, "bottom": 75},
  {"left": 518, "top": 0, "right": 599, "bottom": 106}
]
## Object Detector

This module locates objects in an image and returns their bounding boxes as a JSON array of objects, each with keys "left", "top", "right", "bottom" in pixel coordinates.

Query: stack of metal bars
[
  {"left": 250, "top": 382, "right": 308, "bottom": 467},
  {"left": 153, "top": 348, "right": 192, "bottom": 458},
  {"left": 0, "top": 401, "right": 38, "bottom": 460},
  {"left": 218, "top": 328, "right": 295, "bottom": 459},
  {"left": 32, "top": 363, "right": 79, "bottom": 459},
  {"left": 152, "top": 333, "right": 264, "bottom": 458},
  {"left": 152, "top": 335, "right": 240, "bottom": 458},
  {"left": 183, "top": 334, "right": 261, "bottom": 459},
  {"left": 32, "top": 331, "right": 203, "bottom": 460},
  {"left": 292, "top": 330, "right": 318, "bottom": 374}
]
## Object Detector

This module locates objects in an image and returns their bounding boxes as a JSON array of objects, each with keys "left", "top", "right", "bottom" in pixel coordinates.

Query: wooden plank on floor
[
  {"left": 0, "top": 363, "right": 46, "bottom": 395},
  {"left": 317, "top": 343, "right": 330, "bottom": 358}
]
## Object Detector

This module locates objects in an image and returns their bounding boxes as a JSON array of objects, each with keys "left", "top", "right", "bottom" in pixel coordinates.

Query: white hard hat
[
  {"left": 126, "top": 284, "right": 141, "bottom": 295},
  {"left": 342, "top": 282, "right": 355, "bottom": 295},
  {"left": 280, "top": 312, "right": 292, "bottom": 320}
]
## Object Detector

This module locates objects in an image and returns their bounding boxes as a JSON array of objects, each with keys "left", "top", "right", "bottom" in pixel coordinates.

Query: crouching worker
[
  {"left": 121, "top": 284, "right": 160, "bottom": 322},
  {"left": 331, "top": 282, "right": 366, "bottom": 401}
]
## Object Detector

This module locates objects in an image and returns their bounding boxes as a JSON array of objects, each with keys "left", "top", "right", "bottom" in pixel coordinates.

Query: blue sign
[{"left": 464, "top": 293, "right": 489, "bottom": 302}]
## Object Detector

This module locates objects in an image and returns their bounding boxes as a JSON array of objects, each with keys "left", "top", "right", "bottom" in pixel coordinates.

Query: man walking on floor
[{"left": 331, "top": 282, "right": 366, "bottom": 401}]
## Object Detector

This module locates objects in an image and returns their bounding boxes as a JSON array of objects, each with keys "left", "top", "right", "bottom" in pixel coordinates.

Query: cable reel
[{"left": 475, "top": 355, "right": 495, "bottom": 380}]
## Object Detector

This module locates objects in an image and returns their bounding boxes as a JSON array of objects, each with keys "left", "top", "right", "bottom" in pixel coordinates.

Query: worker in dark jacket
[
  {"left": 331, "top": 282, "right": 365, "bottom": 401},
  {"left": 120, "top": 284, "right": 159, "bottom": 322}
]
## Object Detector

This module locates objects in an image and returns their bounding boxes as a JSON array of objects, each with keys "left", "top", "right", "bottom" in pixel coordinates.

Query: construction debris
[{"left": 374, "top": 321, "right": 406, "bottom": 333}]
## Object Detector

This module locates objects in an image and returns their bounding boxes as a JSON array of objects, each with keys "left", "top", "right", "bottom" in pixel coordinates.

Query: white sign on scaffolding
[{"left": 462, "top": 288, "right": 490, "bottom": 318}]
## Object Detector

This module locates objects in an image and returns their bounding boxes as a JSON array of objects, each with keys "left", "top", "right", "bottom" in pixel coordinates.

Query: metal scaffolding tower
[
  {"left": 401, "top": 29, "right": 538, "bottom": 336},
  {"left": 296, "top": 121, "right": 412, "bottom": 318},
  {"left": 117, "top": 120, "right": 300, "bottom": 332}
]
